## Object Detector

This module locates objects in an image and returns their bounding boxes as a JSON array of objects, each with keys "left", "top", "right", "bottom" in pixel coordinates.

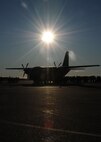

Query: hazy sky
[{"left": 0, "top": 0, "right": 101, "bottom": 77}]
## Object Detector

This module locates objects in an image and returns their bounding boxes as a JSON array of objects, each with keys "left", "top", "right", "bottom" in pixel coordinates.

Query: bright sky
[{"left": 0, "top": 0, "right": 101, "bottom": 77}]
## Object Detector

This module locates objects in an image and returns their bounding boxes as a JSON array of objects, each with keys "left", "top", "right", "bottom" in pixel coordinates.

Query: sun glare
[{"left": 41, "top": 31, "right": 55, "bottom": 44}]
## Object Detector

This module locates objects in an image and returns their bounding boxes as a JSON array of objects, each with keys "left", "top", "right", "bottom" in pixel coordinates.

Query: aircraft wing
[
  {"left": 6, "top": 65, "right": 100, "bottom": 70},
  {"left": 68, "top": 65, "right": 100, "bottom": 70},
  {"left": 6, "top": 68, "right": 31, "bottom": 70}
]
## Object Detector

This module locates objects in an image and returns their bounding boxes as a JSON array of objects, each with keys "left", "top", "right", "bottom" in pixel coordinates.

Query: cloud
[{"left": 21, "top": 1, "right": 28, "bottom": 9}]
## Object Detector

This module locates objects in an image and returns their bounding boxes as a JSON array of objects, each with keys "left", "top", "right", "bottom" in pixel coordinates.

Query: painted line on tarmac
[{"left": 0, "top": 119, "right": 101, "bottom": 138}]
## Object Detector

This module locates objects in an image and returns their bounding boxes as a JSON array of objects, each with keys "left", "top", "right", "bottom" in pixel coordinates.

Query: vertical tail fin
[{"left": 62, "top": 51, "right": 69, "bottom": 67}]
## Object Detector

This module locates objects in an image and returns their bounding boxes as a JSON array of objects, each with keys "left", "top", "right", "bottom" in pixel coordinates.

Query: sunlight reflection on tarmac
[{"left": 0, "top": 85, "right": 101, "bottom": 142}]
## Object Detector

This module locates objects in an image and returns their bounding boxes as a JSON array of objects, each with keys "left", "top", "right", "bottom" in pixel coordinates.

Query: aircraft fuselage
[{"left": 24, "top": 66, "right": 70, "bottom": 82}]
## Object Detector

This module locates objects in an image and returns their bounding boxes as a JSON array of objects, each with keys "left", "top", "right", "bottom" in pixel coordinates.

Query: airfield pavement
[{"left": 0, "top": 84, "right": 101, "bottom": 142}]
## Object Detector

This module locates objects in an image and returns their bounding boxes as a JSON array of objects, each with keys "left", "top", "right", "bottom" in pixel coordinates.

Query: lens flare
[
  {"left": 41, "top": 31, "right": 55, "bottom": 44},
  {"left": 69, "top": 50, "right": 76, "bottom": 61}
]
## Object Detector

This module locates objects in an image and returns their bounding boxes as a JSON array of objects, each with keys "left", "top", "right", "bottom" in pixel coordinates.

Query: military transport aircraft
[{"left": 6, "top": 51, "right": 100, "bottom": 84}]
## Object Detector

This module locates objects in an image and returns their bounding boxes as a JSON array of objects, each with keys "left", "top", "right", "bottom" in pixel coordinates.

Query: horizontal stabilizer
[{"left": 68, "top": 65, "right": 100, "bottom": 70}]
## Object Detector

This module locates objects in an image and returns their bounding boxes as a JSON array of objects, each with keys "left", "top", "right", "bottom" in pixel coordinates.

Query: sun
[{"left": 41, "top": 31, "right": 55, "bottom": 44}]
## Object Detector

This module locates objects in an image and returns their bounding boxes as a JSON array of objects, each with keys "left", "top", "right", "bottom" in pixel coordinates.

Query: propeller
[
  {"left": 58, "top": 62, "right": 62, "bottom": 67},
  {"left": 22, "top": 63, "right": 29, "bottom": 77},
  {"left": 54, "top": 62, "right": 62, "bottom": 67},
  {"left": 54, "top": 62, "right": 56, "bottom": 67}
]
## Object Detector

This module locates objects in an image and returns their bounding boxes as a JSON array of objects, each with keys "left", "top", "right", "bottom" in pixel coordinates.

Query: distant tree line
[
  {"left": 63, "top": 76, "right": 101, "bottom": 85},
  {"left": 0, "top": 76, "right": 101, "bottom": 85},
  {"left": 0, "top": 77, "right": 19, "bottom": 84}
]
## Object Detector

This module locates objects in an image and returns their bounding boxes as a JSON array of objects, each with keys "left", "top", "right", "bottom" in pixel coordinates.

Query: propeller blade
[
  {"left": 22, "top": 64, "right": 24, "bottom": 69},
  {"left": 58, "top": 62, "right": 62, "bottom": 67},
  {"left": 26, "top": 63, "right": 29, "bottom": 68},
  {"left": 23, "top": 72, "right": 25, "bottom": 77},
  {"left": 54, "top": 62, "right": 56, "bottom": 67},
  {"left": 22, "top": 64, "right": 25, "bottom": 77}
]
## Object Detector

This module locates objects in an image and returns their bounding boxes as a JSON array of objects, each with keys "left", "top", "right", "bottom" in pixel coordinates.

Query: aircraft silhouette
[{"left": 6, "top": 51, "right": 100, "bottom": 84}]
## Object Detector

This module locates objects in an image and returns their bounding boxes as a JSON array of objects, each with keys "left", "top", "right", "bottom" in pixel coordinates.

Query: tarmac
[{"left": 0, "top": 83, "right": 101, "bottom": 142}]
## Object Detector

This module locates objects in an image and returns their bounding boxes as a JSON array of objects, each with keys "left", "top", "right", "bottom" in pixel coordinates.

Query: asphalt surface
[{"left": 0, "top": 85, "right": 101, "bottom": 142}]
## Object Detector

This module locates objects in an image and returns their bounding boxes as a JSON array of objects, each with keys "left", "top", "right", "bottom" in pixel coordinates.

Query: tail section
[{"left": 62, "top": 51, "right": 69, "bottom": 67}]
